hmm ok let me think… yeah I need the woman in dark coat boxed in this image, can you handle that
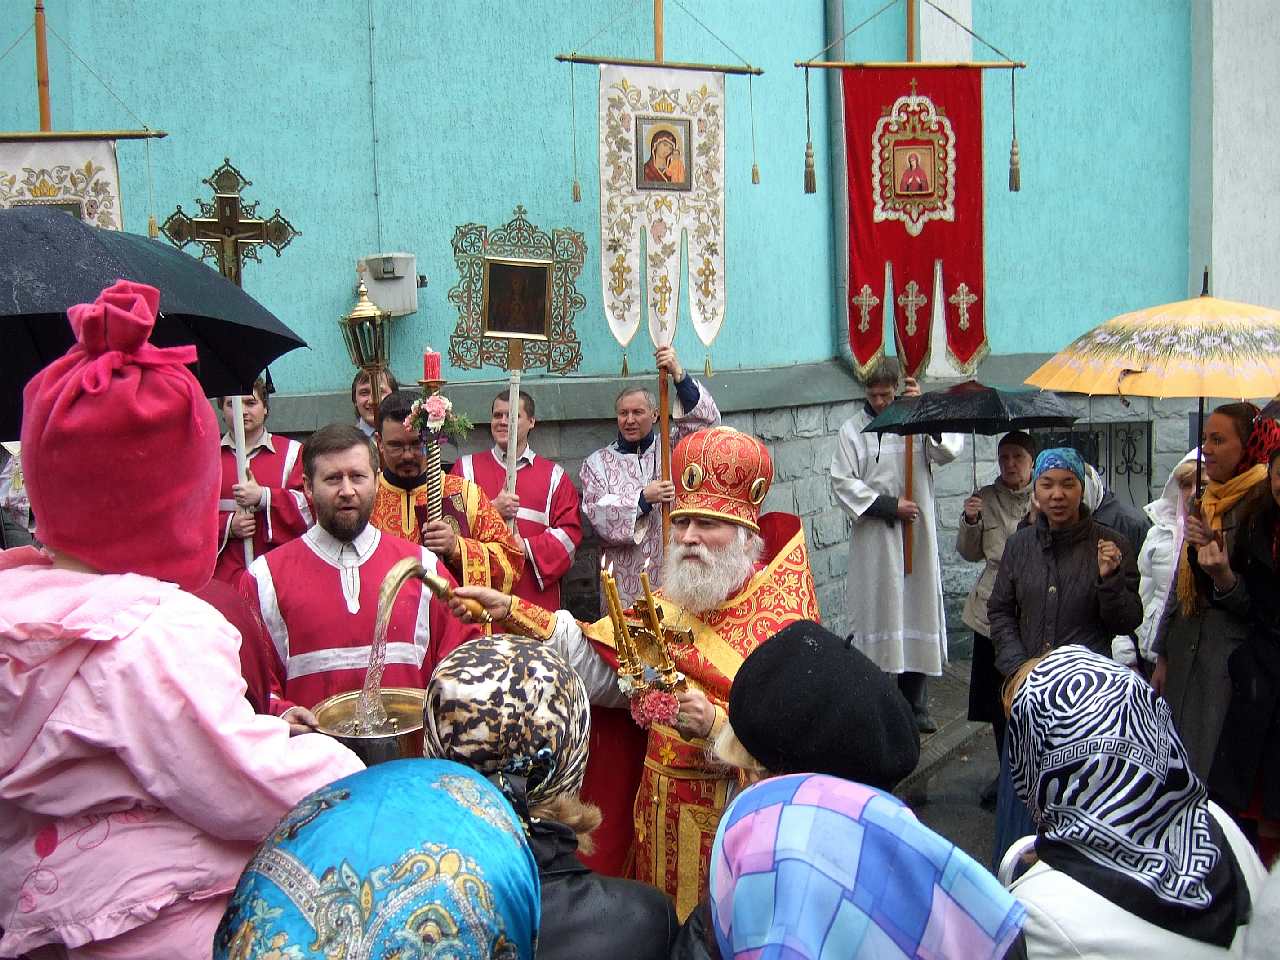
[986,447,1143,868]
[1152,405,1278,780]
[1207,441,1280,864]
[424,634,678,960]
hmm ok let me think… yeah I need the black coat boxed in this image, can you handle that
[989,509,1143,678]
[668,899,719,960]
[531,820,677,960]
[1093,489,1153,558]
[1209,500,1280,817]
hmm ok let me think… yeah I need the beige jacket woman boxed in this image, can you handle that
[956,478,1033,636]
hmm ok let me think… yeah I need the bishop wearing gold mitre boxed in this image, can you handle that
[368,390,523,592]
[451,426,820,920]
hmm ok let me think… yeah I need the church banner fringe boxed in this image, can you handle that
[0,139,122,229]
[842,68,986,379]
[599,64,726,353]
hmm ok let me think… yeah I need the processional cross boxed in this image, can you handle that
[161,158,298,288]
[159,157,299,568]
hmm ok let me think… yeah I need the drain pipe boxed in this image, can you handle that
[824,0,857,378]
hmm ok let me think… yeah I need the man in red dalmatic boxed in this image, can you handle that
[450,427,820,921]
[214,379,311,584]
[451,390,583,610]
[240,424,477,723]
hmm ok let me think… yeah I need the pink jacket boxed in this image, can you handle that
[0,548,364,956]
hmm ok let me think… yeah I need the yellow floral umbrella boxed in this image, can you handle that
[1026,294,1280,400]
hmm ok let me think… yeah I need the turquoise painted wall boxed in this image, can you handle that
[0,2,1190,391]
[975,0,1192,352]
[0,1,835,394]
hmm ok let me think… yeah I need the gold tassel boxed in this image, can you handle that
[621,352,629,377]
[147,214,159,238]
[1008,70,1020,193]
[704,354,713,378]
[572,179,582,203]
[751,163,760,185]
[803,68,817,194]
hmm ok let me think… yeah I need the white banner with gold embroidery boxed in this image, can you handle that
[0,139,122,229]
[599,65,725,352]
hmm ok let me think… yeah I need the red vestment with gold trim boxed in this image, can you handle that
[367,472,524,592]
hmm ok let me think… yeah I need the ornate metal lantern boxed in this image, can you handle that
[339,278,394,373]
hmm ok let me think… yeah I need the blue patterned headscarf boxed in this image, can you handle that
[710,774,1025,959]
[1033,446,1085,485]
[214,759,541,959]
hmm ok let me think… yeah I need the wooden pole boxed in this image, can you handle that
[652,0,673,547]
[905,0,917,62]
[899,0,916,577]
[654,0,664,61]
[35,1,51,131]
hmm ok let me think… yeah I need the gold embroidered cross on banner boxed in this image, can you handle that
[897,280,927,335]
[851,284,880,333]
[949,283,978,331]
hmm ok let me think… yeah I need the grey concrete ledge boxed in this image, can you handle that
[264,353,1061,434]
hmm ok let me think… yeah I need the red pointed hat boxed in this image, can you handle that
[22,280,221,590]
[670,426,773,532]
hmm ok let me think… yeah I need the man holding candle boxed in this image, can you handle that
[451,389,583,609]
[369,390,525,593]
[580,345,720,613]
[449,426,820,921]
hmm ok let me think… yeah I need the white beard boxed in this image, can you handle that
[660,528,762,614]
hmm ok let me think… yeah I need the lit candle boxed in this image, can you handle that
[422,347,441,381]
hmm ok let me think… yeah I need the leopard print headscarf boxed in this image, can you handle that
[424,634,590,809]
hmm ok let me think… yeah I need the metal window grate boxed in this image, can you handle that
[1029,421,1152,509]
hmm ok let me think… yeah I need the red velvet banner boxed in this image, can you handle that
[842,68,986,379]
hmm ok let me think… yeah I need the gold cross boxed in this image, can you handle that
[851,284,880,333]
[910,77,918,96]
[161,158,298,288]
[897,280,927,336]
[695,257,717,299]
[651,273,673,321]
[949,282,978,331]
[609,253,632,297]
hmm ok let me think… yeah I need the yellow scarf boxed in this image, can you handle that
[1176,463,1266,615]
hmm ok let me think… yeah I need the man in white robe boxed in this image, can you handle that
[830,360,963,732]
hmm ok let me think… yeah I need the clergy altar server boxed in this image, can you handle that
[214,378,312,584]
[451,427,819,921]
[830,359,963,733]
[0,282,362,960]
[241,424,478,718]
[369,390,524,592]
[581,345,720,612]
[452,389,583,609]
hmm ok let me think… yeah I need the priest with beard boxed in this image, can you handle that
[451,426,820,921]
[240,424,478,724]
[368,390,524,594]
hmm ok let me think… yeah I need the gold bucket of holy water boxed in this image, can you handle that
[312,686,426,767]
[312,556,484,766]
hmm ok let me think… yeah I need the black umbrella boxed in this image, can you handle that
[864,379,1078,489]
[0,206,306,439]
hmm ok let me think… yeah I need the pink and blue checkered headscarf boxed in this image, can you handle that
[710,774,1025,960]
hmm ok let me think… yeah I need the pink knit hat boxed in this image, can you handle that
[21,280,220,590]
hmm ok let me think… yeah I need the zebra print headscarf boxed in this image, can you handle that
[1008,646,1248,945]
